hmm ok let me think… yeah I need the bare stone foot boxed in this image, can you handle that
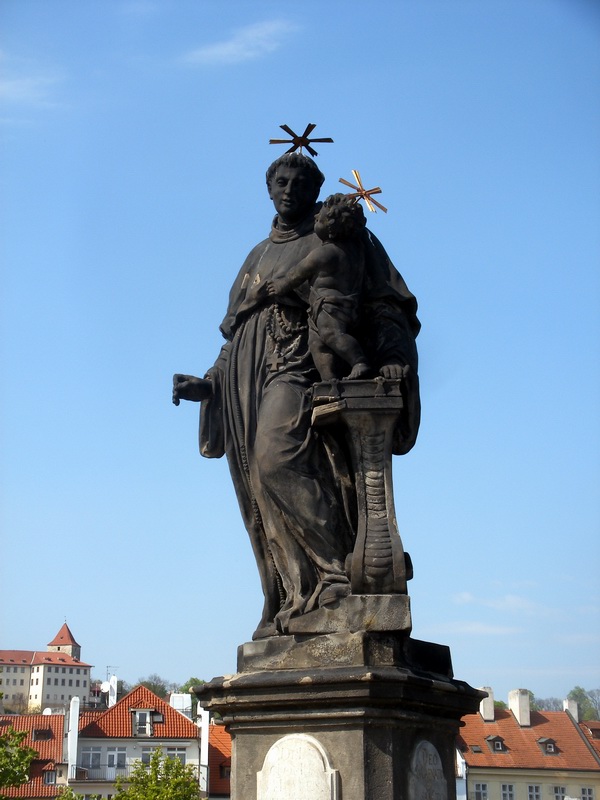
[346,362,370,380]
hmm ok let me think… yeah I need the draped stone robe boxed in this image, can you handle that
[200,208,420,638]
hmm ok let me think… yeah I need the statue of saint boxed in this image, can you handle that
[173,153,420,639]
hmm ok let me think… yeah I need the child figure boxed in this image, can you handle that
[266,193,370,381]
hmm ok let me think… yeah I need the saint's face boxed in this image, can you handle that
[268,166,318,224]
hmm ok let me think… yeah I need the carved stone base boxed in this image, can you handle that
[194,633,484,800]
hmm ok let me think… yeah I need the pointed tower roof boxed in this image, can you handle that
[47,622,80,648]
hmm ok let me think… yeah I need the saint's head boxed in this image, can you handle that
[266,153,325,225]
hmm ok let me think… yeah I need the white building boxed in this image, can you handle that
[0,623,93,712]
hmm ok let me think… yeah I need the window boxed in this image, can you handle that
[133,711,152,736]
[546,742,555,753]
[107,747,126,769]
[47,678,51,685]
[475,784,488,800]
[554,787,566,800]
[33,729,52,741]
[219,765,231,779]
[69,679,73,686]
[528,786,541,800]
[82,747,101,770]
[166,747,186,764]
[502,785,514,800]
[582,790,594,800]
[61,679,65,686]
[54,679,58,685]
[494,740,504,751]
[43,771,56,785]
[141,747,158,765]
[76,680,80,687]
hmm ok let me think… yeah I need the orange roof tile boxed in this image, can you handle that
[0,761,62,798]
[458,709,600,772]
[0,650,91,668]
[47,624,80,648]
[0,714,64,762]
[78,685,199,739]
[579,721,600,760]
[208,723,231,797]
[0,715,65,799]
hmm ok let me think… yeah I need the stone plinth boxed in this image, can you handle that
[194,632,484,800]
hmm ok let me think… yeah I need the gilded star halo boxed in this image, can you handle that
[339,170,388,213]
[269,123,334,158]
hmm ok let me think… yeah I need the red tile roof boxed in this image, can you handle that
[458,709,600,772]
[78,685,199,739]
[208,723,232,797]
[579,720,600,760]
[47,624,80,649]
[0,714,65,799]
[0,651,91,669]
[0,714,64,762]
[0,761,62,798]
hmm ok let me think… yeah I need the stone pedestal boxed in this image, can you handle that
[195,630,484,800]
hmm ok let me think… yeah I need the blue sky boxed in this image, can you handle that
[1,0,599,704]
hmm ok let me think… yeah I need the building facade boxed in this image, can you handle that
[0,624,93,713]
[458,689,600,800]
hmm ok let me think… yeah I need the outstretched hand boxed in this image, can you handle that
[172,374,212,405]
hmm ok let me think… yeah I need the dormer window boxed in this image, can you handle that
[133,710,153,737]
[538,737,558,755]
[485,735,506,753]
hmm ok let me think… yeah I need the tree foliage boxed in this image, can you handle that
[58,788,100,800]
[114,749,199,800]
[134,675,178,699]
[0,727,38,797]
[568,686,600,720]
[533,697,563,712]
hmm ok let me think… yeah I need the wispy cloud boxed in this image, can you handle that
[183,20,299,66]
[0,53,62,109]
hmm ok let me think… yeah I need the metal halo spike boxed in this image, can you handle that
[339,170,388,213]
[269,123,334,157]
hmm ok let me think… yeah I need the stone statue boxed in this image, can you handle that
[173,152,420,639]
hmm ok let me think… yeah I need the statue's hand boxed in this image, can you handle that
[172,374,212,405]
[380,364,410,380]
[265,279,286,297]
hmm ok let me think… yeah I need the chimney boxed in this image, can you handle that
[563,698,579,721]
[509,689,531,727]
[479,687,495,722]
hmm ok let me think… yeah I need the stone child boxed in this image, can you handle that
[266,193,370,380]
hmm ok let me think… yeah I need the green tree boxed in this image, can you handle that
[533,696,562,712]
[114,749,199,800]
[178,678,205,718]
[0,727,38,798]
[57,787,100,800]
[135,675,177,699]
[568,686,599,721]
